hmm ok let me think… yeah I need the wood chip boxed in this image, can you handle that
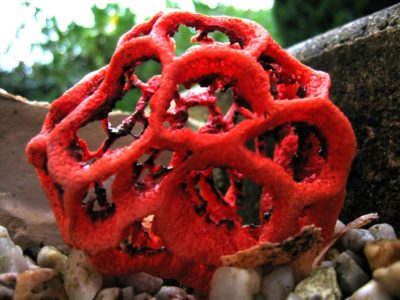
[221,225,322,268]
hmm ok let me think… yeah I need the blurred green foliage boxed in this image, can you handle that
[0,0,396,109]
[0,1,277,110]
[274,0,398,47]
[1,4,139,105]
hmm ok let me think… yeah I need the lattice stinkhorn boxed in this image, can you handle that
[26,11,356,292]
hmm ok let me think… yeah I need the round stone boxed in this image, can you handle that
[368,223,397,240]
[0,226,31,273]
[63,249,103,300]
[13,268,67,300]
[121,286,135,299]
[209,267,261,300]
[37,245,67,274]
[373,261,400,297]
[118,272,163,295]
[350,280,392,300]
[95,287,122,300]
[340,228,376,253]
[155,286,188,299]
[0,286,14,299]
[261,265,294,300]
[0,272,17,288]
[364,240,400,270]
[334,251,369,295]
[132,292,154,300]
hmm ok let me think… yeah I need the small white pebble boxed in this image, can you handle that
[133,293,154,300]
[209,267,260,300]
[0,226,30,273]
[155,286,188,300]
[63,249,103,300]
[350,280,392,300]
[95,287,121,300]
[37,246,67,274]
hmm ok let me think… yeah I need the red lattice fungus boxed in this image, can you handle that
[26,12,356,292]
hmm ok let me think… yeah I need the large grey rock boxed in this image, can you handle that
[289,4,400,233]
[0,90,130,251]
[0,91,65,251]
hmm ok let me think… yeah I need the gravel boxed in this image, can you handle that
[0,222,399,299]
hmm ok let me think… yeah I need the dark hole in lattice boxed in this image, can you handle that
[133,150,174,187]
[258,54,308,101]
[251,133,277,160]
[245,137,255,152]
[258,54,277,71]
[245,133,276,160]
[163,121,171,129]
[82,179,115,222]
[212,167,230,196]
[68,141,84,161]
[118,218,166,256]
[186,167,263,228]
[292,122,327,182]
[107,113,148,151]
[237,178,262,225]
[235,96,253,111]
[248,122,327,183]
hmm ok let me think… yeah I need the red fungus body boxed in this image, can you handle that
[26,11,356,291]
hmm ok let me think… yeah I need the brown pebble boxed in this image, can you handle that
[373,261,400,297]
[364,240,400,270]
[14,268,67,300]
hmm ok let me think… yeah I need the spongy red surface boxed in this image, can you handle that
[26,11,356,291]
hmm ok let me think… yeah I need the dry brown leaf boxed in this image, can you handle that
[221,225,322,268]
